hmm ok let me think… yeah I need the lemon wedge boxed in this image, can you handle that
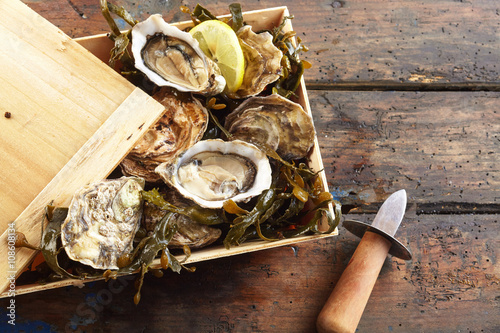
[190,20,245,93]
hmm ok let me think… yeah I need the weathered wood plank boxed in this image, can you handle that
[5,2,498,333]
[21,0,500,87]
[309,90,500,211]
[2,213,498,332]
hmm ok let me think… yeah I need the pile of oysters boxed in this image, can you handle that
[59,6,331,273]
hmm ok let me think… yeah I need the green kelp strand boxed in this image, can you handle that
[250,141,315,177]
[223,189,276,248]
[282,167,309,203]
[275,196,306,224]
[192,4,218,22]
[142,189,224,225]
[116,211,179,274]
[328,199,342,233]
[40,208,82,280]
[163,247,183,273]
[272,15,294,44]
[255,220,277,242]
[109,32,130,68]
[254,198,287,242]
[286,199,341,238]
[223,199,250,216]
[229,3,244,32]
[207,108,232,140]
[134,263,147,305]
[182,206,225,225]
[107,2,137,27]
[99,1,137,71]
[117,235,152,268]
[14,232,40,251]
[281,208,334,238]
[100,0,121,37]
[270,14,310,98]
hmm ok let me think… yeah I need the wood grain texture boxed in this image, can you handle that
[309,91,500,211]
[1,213,498,332]
[21,0,500,88]
[4,1,499,332]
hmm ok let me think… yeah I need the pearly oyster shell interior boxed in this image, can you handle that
[224,94,316,160]
[61,177,145,270]
[131,14,225,95]
[155,139,272,209]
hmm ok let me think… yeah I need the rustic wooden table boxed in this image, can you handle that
[2,0,499,332]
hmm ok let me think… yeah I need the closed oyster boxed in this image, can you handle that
[131,14,225,95]
[61,177,145,270]
[121,88,208,183]
[224,94,316,160]
[155,139,272,209]
[142,201,221,249]
[227,26,282,99]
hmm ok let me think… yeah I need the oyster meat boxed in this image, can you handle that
[61,177,145,270]
[227,26,283,99]
[155,139,272,209]
[121,88,209,183]
[131,14,225,95]
[224,94,316,160]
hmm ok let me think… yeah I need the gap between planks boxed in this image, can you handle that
[305,81,500,92]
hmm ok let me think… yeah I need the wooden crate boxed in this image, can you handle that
[0,0,166,294]
[1,6,336,297]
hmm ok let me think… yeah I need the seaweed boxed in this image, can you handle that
[270,15,311,98]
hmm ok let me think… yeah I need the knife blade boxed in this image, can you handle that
[316,189,410,333]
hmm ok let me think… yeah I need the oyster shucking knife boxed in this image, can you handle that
[316,189,412,333]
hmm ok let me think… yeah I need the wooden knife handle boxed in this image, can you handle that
[316,231,392,333]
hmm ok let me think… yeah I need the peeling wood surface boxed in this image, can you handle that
[2,0,499,332]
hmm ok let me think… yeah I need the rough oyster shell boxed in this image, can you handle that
[227,26,282,99]
[155,139,272,209]
[131,14,225,95]
[120,88,209,183]
[142,201,221,249]
[61,177,145,270]
[224,94,316,160]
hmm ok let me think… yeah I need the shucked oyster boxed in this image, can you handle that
[227,26,283,99]
[61,177,145,270]
[131,14,225,95]
[155,139,272,209]
[121,88,209,183]
[224,94,316,160]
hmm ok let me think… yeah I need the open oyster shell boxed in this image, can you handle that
[61,177,145,270]
[131,14,225,95]
[120,88,209,183]
[227,26,282,99]
[155,139,272,209]
[224,94,316,160]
